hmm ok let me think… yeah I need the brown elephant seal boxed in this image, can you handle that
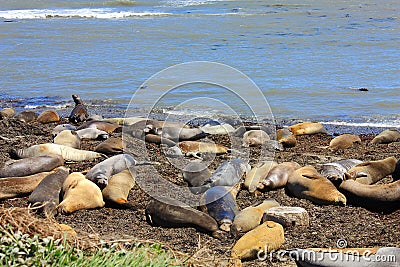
[145,196,224,239]
[242,130,270,147]
[229,221,284,266]
[53,130,81,149]
[28,166,69,217]
[289,122,327,135]
[77,120,121,133]
[393,159,400,180]
[10,143,103,161]
[0,171,54,200]
[178,140,228,157]
[287,166,347,206]
[57,172,105,214]
[102,169,135,208]
[68,94,89,123]
[0,154,64,178]
[231,199,280,236]
[258,161,301,191]
[144,134,176,147]
[244,161,277,193]
[94,137,126,154]
[76,128,108,140]
[37,110,60,124]
[15,110,38,123]
[51,124,77,136]
[0,107,15,119]
[183,161,211,187]
[326,134,361,150]
[345,157,397,185]
[319,159,363,184]
[370,129,400,144]
[339,179,400,211]
[277,127,297,148]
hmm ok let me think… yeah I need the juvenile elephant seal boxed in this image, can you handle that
[0,107,15,119]
[28,167,69,217]
[200,123,235,135]
[326,134,361,150]
[183,161,211,188]
[77,120,121,133]
[51,124,77,136]
[76,128,108,140]
[149,126,206,142]
[244,161,277,193]
[258,161,301,191]
[94,137,126,154]
[171,141,228,159]
[345,157,397,185]
[102,169,135,208]
[15,110,38,123]
[10,143,103,161]
[393,159,400,180]
[0,154,64,177]
[200,185,240,232]
[68,94,89,123]
[0,171,54,200]
[289,122,327,135]
[319,159,363,183]
[57,172,105,214]
[370,129,400,144]
[145,196,224,239]
[242,130,270,147]
[103,117,146,126]
[37,110,60,124]
[277,127,297,148]
[53,130,81,149]
[144,134,176,147]
[287,166,347,206]
[231,199,280,236]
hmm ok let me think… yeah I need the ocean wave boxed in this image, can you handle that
[0,8,170,19]
[320,120,400,129]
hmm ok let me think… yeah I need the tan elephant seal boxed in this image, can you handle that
[68,94,89,123]
[102,169,135,208]
[0,171,55,200]
[277,127,297,148]
[53,130,81,149]
[15,110,38,123]
[94,137,126,154]
[244,161,277,193]
[37,110,60,124]
[0,107,15,119]
[345,157,397,185]
[0,154,64,178]
[57,172,105,214]
[326,134,361,150]
[242,130,270,147]
[289,122,327,135]
[28,166,69,217]
[258,161,301,191]
[287,166,346,206]
[178,140,228,157]
[370,129,400,144]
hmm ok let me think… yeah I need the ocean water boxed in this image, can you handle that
[0,0,399,127]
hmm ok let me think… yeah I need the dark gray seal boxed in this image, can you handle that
[68,94,89,123]
[319,159,363,184]
[0,155,64,178]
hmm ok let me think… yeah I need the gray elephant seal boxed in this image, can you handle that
[76,128,109,140]
[183,161,211,187]
[28,166,69,217]
[319,159,363,184]
[51,124,77,136]
[53,130,81,148]
[145,196,224,239]
[15,110,38,123]
[277,127,297,148]
[0,154,64,178]
[258,161,301,191]
[149,126,206,142]
[144,134,176,147]
[370,129,400,144]
[68,94,89,123]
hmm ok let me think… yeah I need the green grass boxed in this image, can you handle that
[0,226,180,267]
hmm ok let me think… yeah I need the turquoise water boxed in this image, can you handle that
[0,0,399,127]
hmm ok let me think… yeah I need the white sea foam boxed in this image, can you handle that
[320,120,400,129]
[0,8,170,19]
[162,0,222,8]
[23,104,71,109]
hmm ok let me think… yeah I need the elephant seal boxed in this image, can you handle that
[200,185,240,232]
[10,143,103,161]
[77,120,121,133]
[200,123,235,135]
[144,134,176,147]
[53,130,81,149]
[0,171,54,200]
[339,179,400,211]
[258,161,301,191]
[0,107,15,119]
[242,130,270,147]
[57,172,105,214]
[169,141,228,159]
[183,161,211,188]
[287,166,347,206]
[94,137,126,154]
[393,159,400,180]
[0,154,64,178]
[145,196,224,239]
[345,157,397,185]
[370,129,400,144]
[244,161,278,193]
[37,110,60,124]
[28,166,69,217]
[277,127,297,148]
[103,117,146,126]
[76,128,108,140]
[326,134,361,150]
[68,94,89,123]
[102,169,135,208]
[148,126,206,142]
[51,124,77,136]
[289,122,327,135]
[319,159,363,184]
[15,110,38,123]
[229,221,284,266]
[231,199,280,236]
